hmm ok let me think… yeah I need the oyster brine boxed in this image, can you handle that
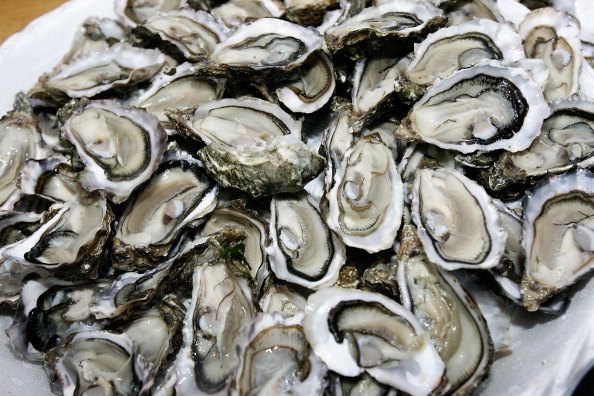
[4,0,594,395]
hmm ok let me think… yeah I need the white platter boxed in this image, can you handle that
[0,1,593,395]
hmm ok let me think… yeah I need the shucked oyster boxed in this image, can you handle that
[46,330,155,396]
[133,9,230,61]
[518,7,583,102]
[275,50,336,114]
[169,98,323,197]
[411,166,507,271]
[405,18,525,87]
[0,96,45,210]
[485,96,594,191]
[31,43,166,104]
[113,150,218,270]
[129,63,224,133]
[61,100,167,203]
[397,61,550,153]
[268,191,345,289]
[2,193,113,280]
[326,134,403,253]
[212,0,286,27]
[304,287,445,396]
[398,225,493,395]
[234,312,327,396]
[198,202,269,289]
[522,169,594,311]
[324,0,446,60]
[209,17,323,77]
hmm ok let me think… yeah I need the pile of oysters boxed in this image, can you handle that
[1,0,594,394]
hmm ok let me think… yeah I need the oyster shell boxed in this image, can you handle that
[397,61,550,153]
[209,18,323,76]
[485,95,594,191]
[112,150,218,270]
[198,202,269,289]
[61,100,167,203]
[169,97,323,196]
[405,18,525,87]
[521,169,594,311]
[325,1,446,60]
[398,225,493,395]
[411,166,507,270]
[304,286,445,396]
[518,7,583,102]
[268,191,345,289]
[2,194,114,280]
[326,134,403,253]
[133,9,229,61]
[46,330,155,396]
[275,50,336,114]
[233,313,327,396]
[129,63,224,132]
[212,0,285,27]
[31,43,166,104]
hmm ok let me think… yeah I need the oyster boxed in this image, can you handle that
[324,1,446,60]
[174,236,256,394]
[304,286,445,395]
[0,96,45,210]
[397,61,550,153]
[61,100,167,203]
[485,96,594,191]
[285,0,338,26]
[268,192,345,289]
[209,18,323,76]
[405,19,525,87]
[129,63,224,132]
[518,7,583,101]
[115,0,188,25]
[198,202,269,289]
[46,330,154,396]
[522,169,594,311]
[2,194,114,279]
[212,0,285,27]
[18,156,80,203]
[169,98,323,197]
[233,313,327,396]
[133,9,229,61]
[7,278,104,360]
[326,134,403,253]
[350,47,403,129]
[32,43,166,103]
[411,166,507,270]
[398,225,493,395]
[113,150,218,270]
[275,50,336,114]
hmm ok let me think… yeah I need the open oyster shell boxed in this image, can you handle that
[326,134,403,253]
[233,312,327,396]
[411,166,507,271]
[522,168,594,311]
[325,0,446,60]
[398,61,550,153]
[61,100,167,203]
[268,191,345,289]
[112,150,218,270]
[304,286,445,396]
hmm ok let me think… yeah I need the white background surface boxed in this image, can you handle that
[0,1,593,394]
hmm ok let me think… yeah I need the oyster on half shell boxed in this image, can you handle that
[522,169,594,311]
[304,286,445,396]
[397,61,550,153]
[411,166,507,271]
[61,100,167,203]
[326,134,403,253]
